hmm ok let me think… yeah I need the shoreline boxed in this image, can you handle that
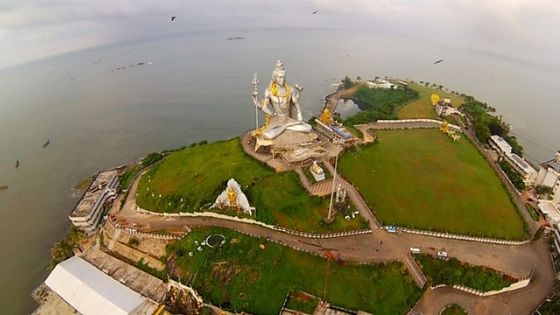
[38,77,557,315]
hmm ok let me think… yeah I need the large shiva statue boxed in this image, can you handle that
[251,60,312,140]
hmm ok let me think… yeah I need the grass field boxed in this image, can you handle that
[285,291,320,313]
[414,254,515,292]
[397,82,463,119]
[168,227,422,315]
[136,139,366,233]
[441,304,468,315]
[338,129,527,239]
[249,172,368,233]
[136,139,273,212]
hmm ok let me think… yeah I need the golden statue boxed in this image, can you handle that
[319,108,335,125]
[440,121,449,134]
[227,187,238,210]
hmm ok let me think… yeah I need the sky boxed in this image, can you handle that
[1,0,559,70]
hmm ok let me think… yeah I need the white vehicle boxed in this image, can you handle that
[409,247,421,254]
[437,251,448,258]
[385,225,398,233]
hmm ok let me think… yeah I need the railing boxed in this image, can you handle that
[135,206,372,239]
[430,274,532,296]
[393,225,529,245]
[107,217,183,240]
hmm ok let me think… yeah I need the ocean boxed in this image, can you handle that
[0,29,558,313]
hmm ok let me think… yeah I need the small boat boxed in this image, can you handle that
[15,160,20,168]
[0,186,8,191]
[43,140,50,148]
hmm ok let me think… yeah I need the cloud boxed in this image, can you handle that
[0,0,558,69]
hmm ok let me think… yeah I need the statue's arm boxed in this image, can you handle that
[259,89,275,116]
[291,89,303,121]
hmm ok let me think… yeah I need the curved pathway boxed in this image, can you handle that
[112,143,554,315]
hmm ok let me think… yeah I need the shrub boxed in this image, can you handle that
[128,237,140,247]
[344,85,418,125]
[142,152,163,166]
[498,161,525,190]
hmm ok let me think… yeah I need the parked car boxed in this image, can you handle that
[410,247,421,254]
[437,251,448,258]
[385,225,399,233]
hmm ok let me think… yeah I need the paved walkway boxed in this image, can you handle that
[403,253,428,288]
[366,121,443,130]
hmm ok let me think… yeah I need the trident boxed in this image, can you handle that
[252,73,259,130]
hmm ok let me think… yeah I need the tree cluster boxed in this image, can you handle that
[344,85,418,125]
[498,160,526,190]
[49,227,85,269]
[460,96,523,156]
[142,152,164,166]
[341,76,354,89]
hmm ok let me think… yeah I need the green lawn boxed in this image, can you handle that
[338,129,527,239]
[285,291,320,313]
[415,254,515,292]
[136,139,366,233]
[119,164,141,191]
[168,227,422,315]
[441,304,468,315]
[249,172,368,233]
[136,139,273,212]
[397,82,463,119]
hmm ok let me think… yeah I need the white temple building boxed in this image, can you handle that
[536,151,560,223]
[489,135,537,186]
[69,170,119,233]
[366,78,396,89]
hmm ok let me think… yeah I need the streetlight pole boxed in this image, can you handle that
[328,154,339,221]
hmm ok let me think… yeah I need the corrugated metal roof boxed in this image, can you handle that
[509,153,537,174]
[490,135,512,155]
[45,256,146,315]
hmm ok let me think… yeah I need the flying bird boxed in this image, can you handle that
[434,59,444,64]
[312,10,319,15]
[171,16,176,21]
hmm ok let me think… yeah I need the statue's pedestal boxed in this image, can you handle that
[253,130,327,164]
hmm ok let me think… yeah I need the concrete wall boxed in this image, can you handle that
[108,238,166,271]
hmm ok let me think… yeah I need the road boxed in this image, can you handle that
[110,140,555,315]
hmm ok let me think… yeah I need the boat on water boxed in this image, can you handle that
[43,140,50,148]
[0,186,8,191]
